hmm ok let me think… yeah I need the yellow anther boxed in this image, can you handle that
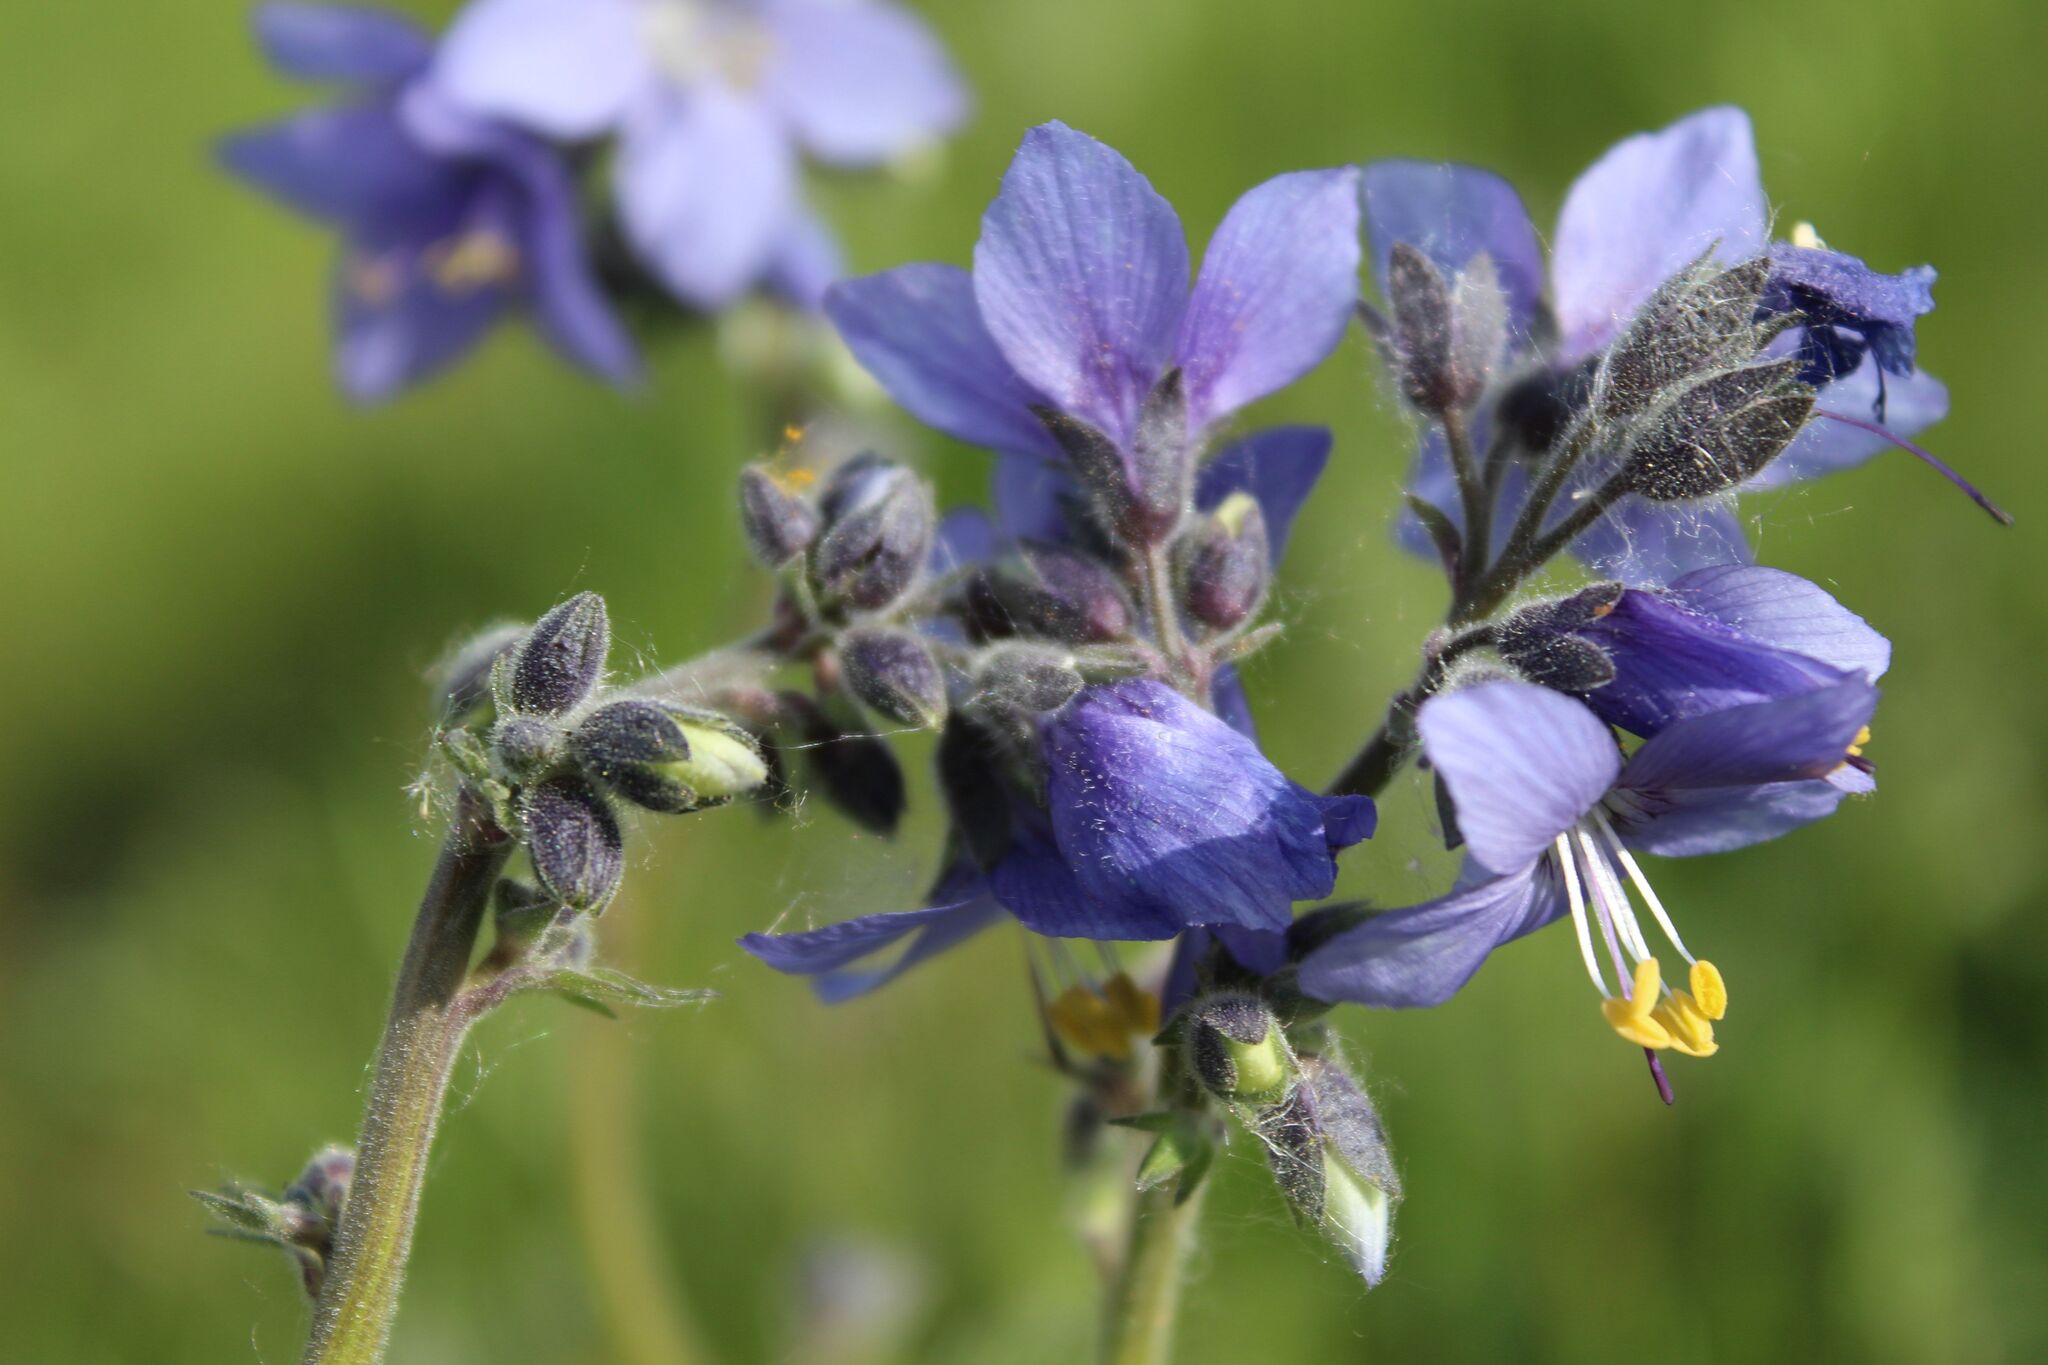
[1103,972,1160,1038]
[1048,986,1129,1060]
[1689,960,1727,1021]
[1650,993,1719,1057]
[770,465,816,493]
[426,231,520,293]
[1603,995,1675,1050]
[1600,959,1673,1048]
[1790,220,1829,250]
[1846,725,1871,759]
[782,424,806,445]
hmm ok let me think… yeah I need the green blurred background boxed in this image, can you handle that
[4,0,2044,1360]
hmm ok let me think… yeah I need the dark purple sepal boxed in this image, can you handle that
[520,774,624,914]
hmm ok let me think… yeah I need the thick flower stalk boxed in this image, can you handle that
[202,591,789,1363]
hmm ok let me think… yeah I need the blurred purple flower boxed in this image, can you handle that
[220,3,636,400]
[1298,678,1876,1062]
[432,0,968,310]
[1365,107,1960,582]
[743,679,1372,998]
[827,123,1361,483]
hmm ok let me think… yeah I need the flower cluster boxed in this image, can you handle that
[719,110,1997,1285]
[204,0,2007,1338]
[221,1,966,399]
[436,590,771,923]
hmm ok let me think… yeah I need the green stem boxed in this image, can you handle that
[1099,1178,1207,1365]
[301,790,512,1365]
[1141,542,1195,698]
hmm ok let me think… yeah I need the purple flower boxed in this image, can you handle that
[743,678,1372,998]
[1365,108,1960,582]
[220,4,636,400]
[828,123,1362,520]
[1517,566,1890,757]
[431,0,968,310]
[1298,677,1876,1064]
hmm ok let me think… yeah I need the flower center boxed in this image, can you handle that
[642,0,777,91]
[423,230,521,294]
[1552,810,1727,1059]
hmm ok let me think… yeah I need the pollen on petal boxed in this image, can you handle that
[1690,960,1728,1020]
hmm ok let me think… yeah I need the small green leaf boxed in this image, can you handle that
[524,965,715,1014]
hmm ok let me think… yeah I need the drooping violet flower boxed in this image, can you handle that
[1505,565,1890,762]
[220,4,637,400]
[1298,678,1877,1069]
[1365,107,1976,582]
[744,679,1372,998]
[828,122,1361,541]
[431,0,968,311]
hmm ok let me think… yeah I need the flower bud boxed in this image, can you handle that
[791,700,906,835]
[1033,368,1191,549]
[1597,254,1773,421]
[972,643,1085,715]
[1495,582,1625,693]
[1126,367,1194,542]
[1619,359,1813,501]
[505,592,609,717]
[965,543,1133,644]
[571,699,770,814]
[283,1145,355,1232]
[1387,244,1510,414]
[1299,1056,1401,1286]
[1188,993,1292,1104]
[1179,493,1270,633]
[434,623,524,726]
[520,774,624,913]
[810,455,935,612]
[838,627,947,729]
[738,464,821,568]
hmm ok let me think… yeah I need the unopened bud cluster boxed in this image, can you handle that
[1169,991,1401,1285]
[435,592,768,919]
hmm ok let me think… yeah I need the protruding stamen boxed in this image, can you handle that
[1578,828,1652,965]
[1594,811,1694,963]
[1555,834,1607,996]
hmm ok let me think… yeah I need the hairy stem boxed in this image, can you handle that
[1326,626,1494,799]
[301,790,512,1365]
[1099,1172,1207,1365]
[1443,408,1491,591]
[1142,542,1194,698]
